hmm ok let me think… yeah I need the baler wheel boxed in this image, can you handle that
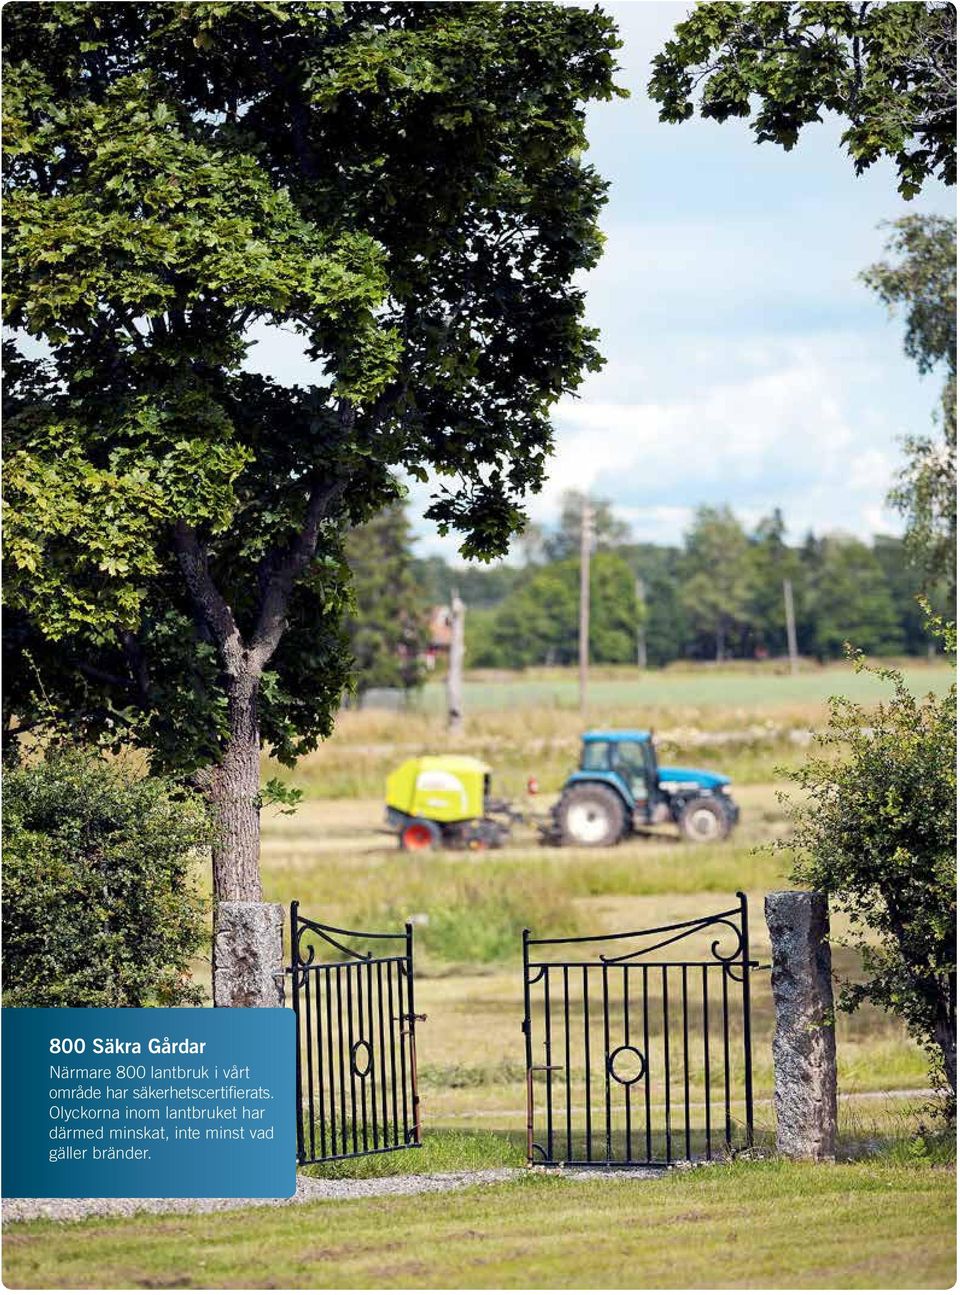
[400,819,440,851]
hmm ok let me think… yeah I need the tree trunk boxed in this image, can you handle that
[715,621,724,662]
[209,672,263,902]
[934,1002,957,1101]
[172,497,347,1005]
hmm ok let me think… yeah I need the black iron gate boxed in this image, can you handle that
[522,892,756,1167]
[287,902,422,1166]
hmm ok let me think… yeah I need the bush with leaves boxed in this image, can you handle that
[3,748,209,1007]
[779,620,957,1111]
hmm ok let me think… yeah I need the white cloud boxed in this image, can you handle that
[406,347,910,558]
[549,368,845,492]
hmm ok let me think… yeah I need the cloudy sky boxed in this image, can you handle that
[526,1,955,554]
[250,1,955,561]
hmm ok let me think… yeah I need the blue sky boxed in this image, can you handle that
[248,0,955,561]
[526,1,956,554]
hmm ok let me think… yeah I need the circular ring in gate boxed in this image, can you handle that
[607,1044,645,1086]
[351,1039,372,1078]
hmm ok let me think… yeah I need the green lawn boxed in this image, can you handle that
[5,1160,954,1289]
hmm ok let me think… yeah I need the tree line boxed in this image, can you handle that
[344,495,954,686]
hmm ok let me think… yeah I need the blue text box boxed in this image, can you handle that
[3,1008,296,1198]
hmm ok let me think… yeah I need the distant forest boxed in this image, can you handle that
[345,493,955,687]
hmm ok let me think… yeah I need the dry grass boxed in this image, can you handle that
[263,661,953,799]
[258,785,790,968]
[263,705,818,799]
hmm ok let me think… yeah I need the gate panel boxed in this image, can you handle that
[288,902,421,1166]
[523,892,755,1167]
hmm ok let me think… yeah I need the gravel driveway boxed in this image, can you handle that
[3,1169,523,1223]
[4,1165,665,1224]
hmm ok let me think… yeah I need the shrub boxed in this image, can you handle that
[779,625,956,1113]
[3,747,209,1006]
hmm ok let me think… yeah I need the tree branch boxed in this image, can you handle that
[110,305,147,349]
[850,2,868,119]
[172,520,246,673]
[72,659,134,690]
[248,473,348,671]
[185,766,215,794]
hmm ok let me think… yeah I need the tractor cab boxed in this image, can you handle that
[551,729,739,847]
[578,730,662,818]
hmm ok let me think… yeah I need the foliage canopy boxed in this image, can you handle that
[344,505,428,695]
[649,1,956,198]
[452,499,944,669]
[680,505,756,661]
[862,215,957,593]
[469,551,640,668]
[2,1,623,904]
[810,536,904,658]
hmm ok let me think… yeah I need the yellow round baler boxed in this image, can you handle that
[385,755,515,851]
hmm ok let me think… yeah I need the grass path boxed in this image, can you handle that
[5,1160,954,1289]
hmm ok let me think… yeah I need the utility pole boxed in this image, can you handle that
[447,589,465,735]
[579,499,594,716]
[783,578,799,676]
[635,576,648,670]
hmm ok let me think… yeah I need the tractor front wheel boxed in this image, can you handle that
[400,818,441,852]
[678,797,731,844]
[556,784,626,848]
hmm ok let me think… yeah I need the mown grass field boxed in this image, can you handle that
[6,661,954,1290]
[5,1160,955,1289]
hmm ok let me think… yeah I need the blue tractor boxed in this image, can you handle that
[549,729,738,847]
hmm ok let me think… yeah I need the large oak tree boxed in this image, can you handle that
[3,4,622,945]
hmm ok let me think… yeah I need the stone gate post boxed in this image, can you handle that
[213,901,285,1007]
[764,890,838,1160]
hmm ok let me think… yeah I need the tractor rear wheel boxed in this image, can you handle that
[400,818,441,851]
[557,784,626,848]
[678,797,731,844]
